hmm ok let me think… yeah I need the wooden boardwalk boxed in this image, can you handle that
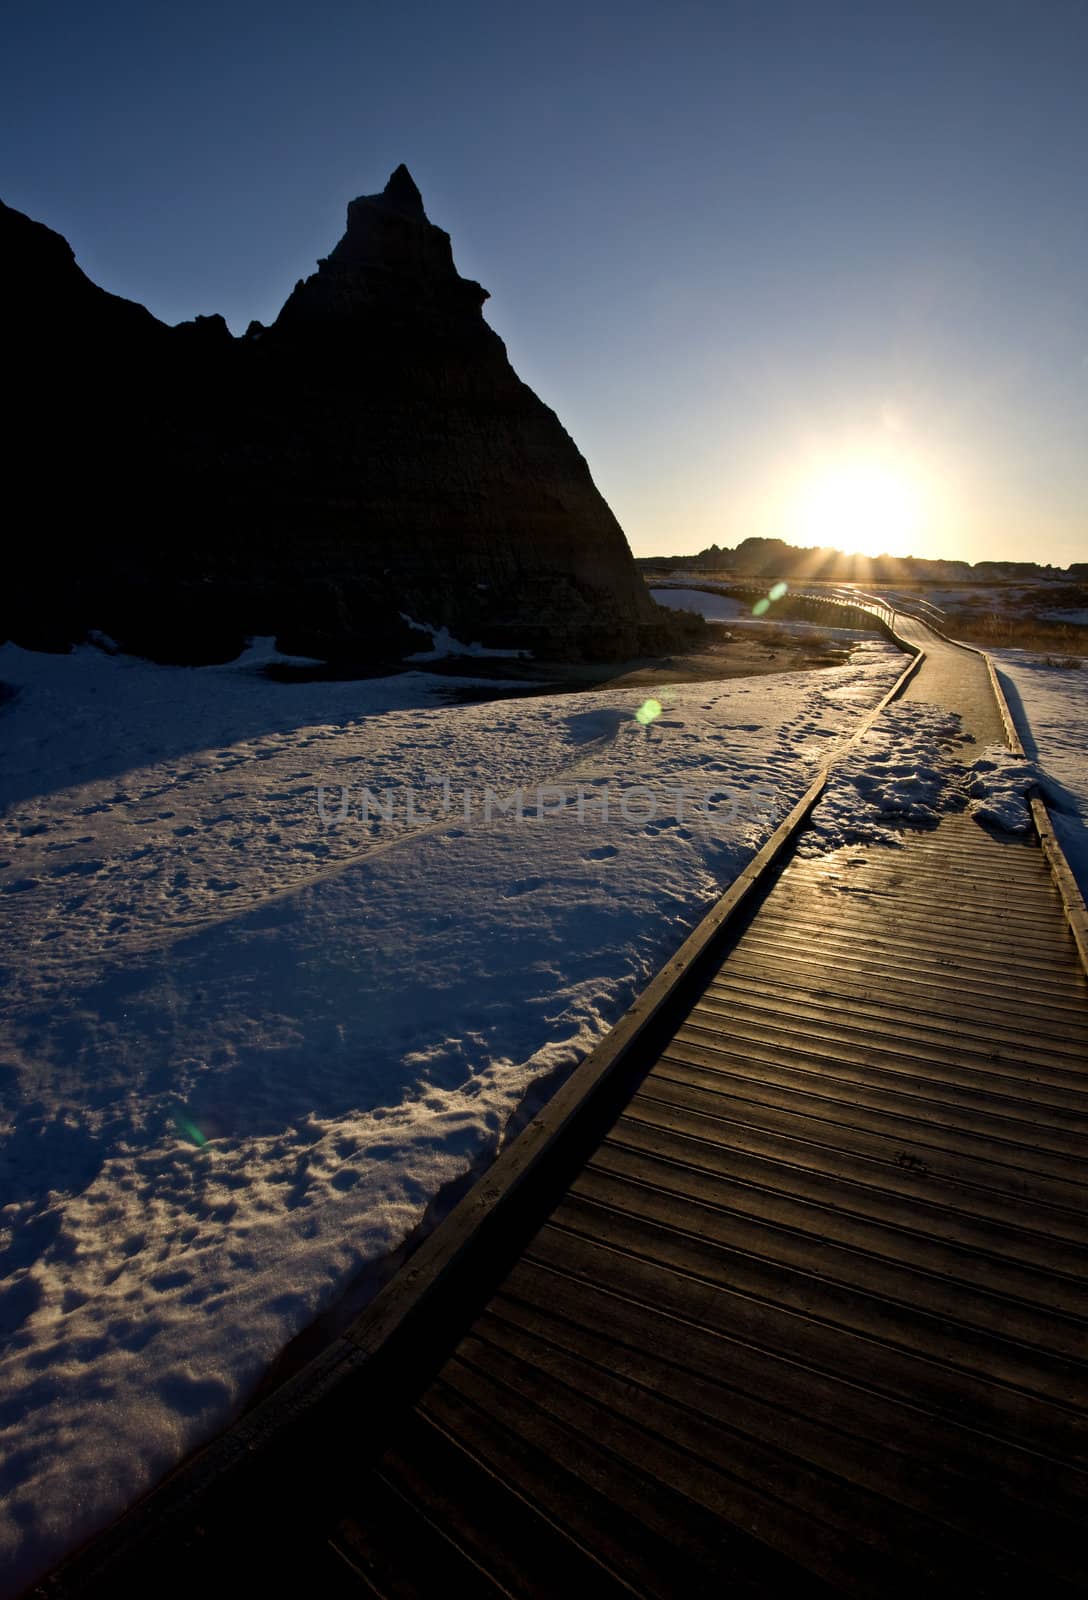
[327,811,1088,1598]
[36,622,1088,1599]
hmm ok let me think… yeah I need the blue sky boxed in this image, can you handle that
[3,0,1086,565]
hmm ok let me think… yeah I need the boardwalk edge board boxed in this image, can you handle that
[34,623,929,1594]
[927,619,1088,977]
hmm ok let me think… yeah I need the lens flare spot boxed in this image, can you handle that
[173,1114,208,1148]
[752,598,770,616]
[635,698,663,727]
[769,581,788,601]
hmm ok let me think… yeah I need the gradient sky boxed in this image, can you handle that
[3,0,1086,566]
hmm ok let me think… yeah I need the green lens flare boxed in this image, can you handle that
[173,1113,208,1148]
[754,581,787,616]
[635,698,663,726]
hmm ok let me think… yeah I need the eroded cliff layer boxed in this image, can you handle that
[2,167,697,664]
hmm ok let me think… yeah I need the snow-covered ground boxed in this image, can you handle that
[798,702,969,854]
[400,613,530,661]
[649,587,876,641]
[798,700,1043,855]
[991,651,1088,897]
[0,635,906,1589]
[650,586,745,621]
[1039,608,1088,626]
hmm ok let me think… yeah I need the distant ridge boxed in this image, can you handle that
[638,535,1081,583]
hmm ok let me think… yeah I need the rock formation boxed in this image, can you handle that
[2,168,699,664]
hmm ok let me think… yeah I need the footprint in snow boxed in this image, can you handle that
[503,876,546,898]
[148,1268,192,1292]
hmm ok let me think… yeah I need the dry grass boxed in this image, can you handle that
[752,623,844,652]
[940,610,1087,655]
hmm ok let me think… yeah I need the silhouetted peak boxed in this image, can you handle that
[379,163,425,219]
[173,311,232,345]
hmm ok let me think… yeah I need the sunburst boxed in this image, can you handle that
[790,459,923,558]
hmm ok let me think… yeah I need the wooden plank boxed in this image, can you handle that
[706,967,1088,1057]
[637,1067,1088,1224]
[334,1407,637,1599]
[565,1164,1088,1365]
[614,1097,1088,1271]
[692,987,1088,1095]
[450,1322,1028,1598]
[725,931,1088,1017]
[525,1222,1088,1456]
[585,1139,1088,1324]
[420,1367,824,1599]
[771,885,1073,940]
[781,878,1067,926]
[739,907,1076,970]
[436,1348,885,1598]
[662,1034,1088,1166]
[331,1463,512,1598]
[732,914,1087,985]
[494,1260,1088,1528]
[477,1294,1086,1587]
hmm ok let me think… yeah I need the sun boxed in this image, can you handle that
[790,459,923,559]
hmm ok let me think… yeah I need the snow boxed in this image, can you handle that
[1039,608,1088,626]
[892,586,1030,611]
[649,587,879,642]
[887,587,980,610]
[798,702,967,853]
[216,636,328,669]
[961,749,1039,834]
[800,703,1048,853]
[649,586,745,621]
[991,651,1088,896]
[0,635,908,1587]
[399,614,528,661]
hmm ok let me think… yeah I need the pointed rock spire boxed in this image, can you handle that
[380,163,425,219]
[2,171,677,668]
